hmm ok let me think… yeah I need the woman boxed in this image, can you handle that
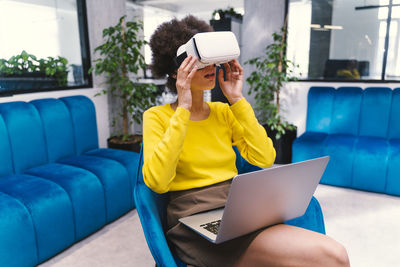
[143,15,350,267]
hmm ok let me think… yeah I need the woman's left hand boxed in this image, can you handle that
[218,59,244,105]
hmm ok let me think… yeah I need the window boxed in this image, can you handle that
[287,0,400,82]
[0,0,91,96]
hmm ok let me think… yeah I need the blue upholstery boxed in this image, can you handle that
[388,88,400,139]
[387,89,400,195]
[0,102,48,173]
[0,174,75,262]
[26,163,107,240]
[293,86,400,195]
[59,155,132,222]
[306,86,335,133]
[0,96,140,266]
[0,115,13,177]
[0,192,37,266]
[387,139,400,195]
[30,98,76,162]
[292,87,334,164]
[86,148,140,208]
[60,96,99,155]
[135,146,326,267]
[330,87,362,135]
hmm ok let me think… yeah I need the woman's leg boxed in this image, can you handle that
[234,224,350,267]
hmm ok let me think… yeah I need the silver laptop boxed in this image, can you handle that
[179,156,329,244]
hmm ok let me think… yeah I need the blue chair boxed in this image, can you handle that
[134,147,326,267]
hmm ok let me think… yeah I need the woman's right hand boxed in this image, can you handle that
[176,55,198,111]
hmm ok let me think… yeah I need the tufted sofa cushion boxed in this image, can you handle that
[0,96,140,266]
[293,86,400,196]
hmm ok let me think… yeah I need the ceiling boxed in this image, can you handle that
[130,0,243,14]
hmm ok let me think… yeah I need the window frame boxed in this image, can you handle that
[0,0,92,97]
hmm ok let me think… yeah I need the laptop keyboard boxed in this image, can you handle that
[200,220,221,235]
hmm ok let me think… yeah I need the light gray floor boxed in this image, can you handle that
[39,184,400,267]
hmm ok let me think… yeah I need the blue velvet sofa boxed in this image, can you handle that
[0,95,140,266]
[293,86,400,196]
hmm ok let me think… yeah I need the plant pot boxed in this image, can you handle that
[264,126,297,164]
[107,134,142,153]
[0,76,60,90]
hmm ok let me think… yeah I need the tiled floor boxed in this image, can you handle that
[39,184,400,267]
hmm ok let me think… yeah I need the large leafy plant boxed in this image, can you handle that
[212,7,243,20]
[90,16,159,141]
[245,20,298,139]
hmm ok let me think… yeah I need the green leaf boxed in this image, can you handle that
[245,25,300,126]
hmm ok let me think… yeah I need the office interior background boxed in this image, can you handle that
[1,0,400,266]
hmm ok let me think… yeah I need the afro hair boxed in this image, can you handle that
[149,15,213,94]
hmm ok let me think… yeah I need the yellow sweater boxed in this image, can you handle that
[142,98,276,193]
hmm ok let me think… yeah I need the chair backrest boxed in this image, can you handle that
[306,86,335,133]
[358,87,392,138]
[388,88,400,139]
[134,146,260,267]
[0,95,99,175]
[0,114,13,177]
[330,86,363,135]
[0,101,48,173]
[30,98,76,162]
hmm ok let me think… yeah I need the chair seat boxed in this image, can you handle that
[0,192,38,267]
[26,163,107,240]
[352,136,389,193]
[386,139,400,195]
[85,148,140,207]
[0,174,75,262]
[322,134,357,187]
[58,155,132,223]
[292,132,329,163]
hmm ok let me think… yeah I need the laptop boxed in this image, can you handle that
[179,156,329,244]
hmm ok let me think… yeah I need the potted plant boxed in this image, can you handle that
[90,16,160,152]
[210,7,242,32]
[0,50,68,89]
[211,7,243,21]
[245,19,298,164]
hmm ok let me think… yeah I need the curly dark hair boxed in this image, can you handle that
[149,15,213,94]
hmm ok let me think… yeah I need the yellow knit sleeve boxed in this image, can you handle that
[142,107,190,193]
[229,98,276,167]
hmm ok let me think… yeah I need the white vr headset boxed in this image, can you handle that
[174,31,240,69]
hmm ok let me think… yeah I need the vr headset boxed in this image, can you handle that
[174,31,240,69]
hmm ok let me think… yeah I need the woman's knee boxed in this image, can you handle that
[318,237,350,267]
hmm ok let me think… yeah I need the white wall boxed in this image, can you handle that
[0,0,127,148]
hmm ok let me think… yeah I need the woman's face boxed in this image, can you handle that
[190,64,217,91]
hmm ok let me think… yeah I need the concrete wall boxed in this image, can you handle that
[0,0,127,148]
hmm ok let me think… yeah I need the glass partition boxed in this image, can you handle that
[287,0,400,82]
[0,0,91,96]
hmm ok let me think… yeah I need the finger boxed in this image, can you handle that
[186,65,198,80]
[228,61,241,80]
[183,57,198,73]
[231,59,243,75]
[178,55,193,70]
[223,62,232,80]
[218,68,225,84]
